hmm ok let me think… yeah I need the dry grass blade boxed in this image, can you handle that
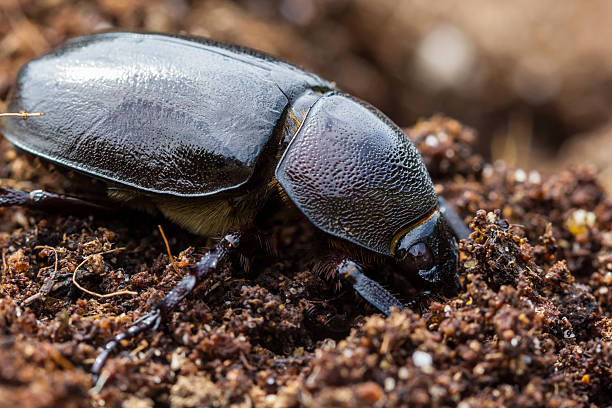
[0,111,44,119]
[158,224,182,277]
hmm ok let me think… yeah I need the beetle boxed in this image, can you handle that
[0,32,469,379]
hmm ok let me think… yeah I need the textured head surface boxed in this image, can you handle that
[275,94,437,255]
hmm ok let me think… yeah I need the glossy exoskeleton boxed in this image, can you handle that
[0,32,469,380]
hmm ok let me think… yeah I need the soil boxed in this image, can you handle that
[0,2,610,408]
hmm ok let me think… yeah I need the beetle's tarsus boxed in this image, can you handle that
[91,230,245,381]
[0,187,107,211]
[0,188,30,206]
[91,309,162,383]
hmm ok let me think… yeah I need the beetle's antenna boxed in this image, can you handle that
[0,111,45,119]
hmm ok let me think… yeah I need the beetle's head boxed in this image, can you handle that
[390,209,460,297]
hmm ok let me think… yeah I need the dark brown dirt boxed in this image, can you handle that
[0,2,611,408]
[0,115,609,407]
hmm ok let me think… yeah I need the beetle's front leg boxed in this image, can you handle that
[337,259,404,316]
[91,230,245,381]
[438,196,470,240]
[330,259,439,315]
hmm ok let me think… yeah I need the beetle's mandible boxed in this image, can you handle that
[0,32,469,380]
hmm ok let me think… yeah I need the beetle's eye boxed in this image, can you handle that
[407,243,433,271]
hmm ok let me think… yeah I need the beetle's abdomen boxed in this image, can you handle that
[276,94,437,256]
[2,32,329,197]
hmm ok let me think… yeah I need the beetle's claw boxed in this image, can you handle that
[91,308,163,381]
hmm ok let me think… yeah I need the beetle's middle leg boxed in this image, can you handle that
[91,230,248,381]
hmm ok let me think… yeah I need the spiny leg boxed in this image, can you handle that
[337,258,404,316]
[0,187,107,211]
[334,258,438,315]
[91,230,245,381]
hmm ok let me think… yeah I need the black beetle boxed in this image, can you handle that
[0,32,469,379]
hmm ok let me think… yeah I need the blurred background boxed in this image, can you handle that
[1,0,611,190]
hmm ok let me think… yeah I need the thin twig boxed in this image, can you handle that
[22,247,67,306]
[158,224,182,277]
[72,247,137,298]
[33,245,64,278]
